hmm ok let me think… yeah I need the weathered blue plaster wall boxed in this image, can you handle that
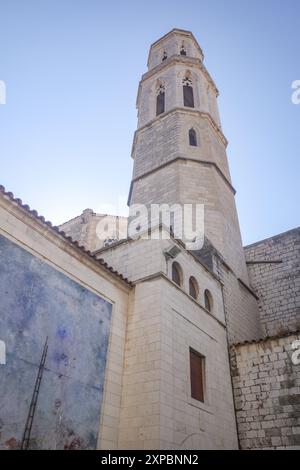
[0,234,112,449]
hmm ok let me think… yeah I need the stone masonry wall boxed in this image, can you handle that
[217,261,262,345]
[230,334,300,449]
[59,210,128,253]
[244,228,300,337]
[132,110,230,182]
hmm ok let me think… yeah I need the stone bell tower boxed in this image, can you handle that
[128,28,250,284]
[128,28,263,344]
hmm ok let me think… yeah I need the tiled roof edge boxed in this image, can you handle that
[0,185,133,288]
[231,330,300,348]
[60,211,128,227]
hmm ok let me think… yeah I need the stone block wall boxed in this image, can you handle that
[130,157,249,284]
[217,260,262,345]
[158,278,238,449]
[118,274,238,449]
[132,109,229,182]
[245,228,300,337]
[99,229,238,449]
[59,210,128,253]
[230,334,300,449]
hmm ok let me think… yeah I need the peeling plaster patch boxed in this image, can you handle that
[0,234,112,450]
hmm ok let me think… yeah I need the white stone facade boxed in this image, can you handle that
[60,209,128,253]
[97,227,238,449]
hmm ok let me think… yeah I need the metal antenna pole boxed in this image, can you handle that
[21,336,48,450]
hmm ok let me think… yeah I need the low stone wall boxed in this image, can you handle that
[244,228,300,337]
[230,333,300,449]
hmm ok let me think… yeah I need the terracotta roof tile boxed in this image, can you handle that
[0,185,133,288]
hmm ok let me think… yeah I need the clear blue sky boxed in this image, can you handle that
[0,0,299,245]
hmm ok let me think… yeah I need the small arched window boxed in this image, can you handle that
[183,76,194,108]
[189,129,197,146]
[162,51,167,61]
[156,83,165,116]
[204,289,213,312]
[189,277,199,300]
[172,261,182,287]
[180,46,187,56]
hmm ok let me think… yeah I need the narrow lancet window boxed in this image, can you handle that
[156,83,165,116]
[189,129,197,146]
[183,76,194,108]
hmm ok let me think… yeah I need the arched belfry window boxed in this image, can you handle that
[204,289,213,312]
[172,261,182,287]
[183,76,194,108]
[162,51,167,61]
[156,82,165,116]
[189,128,197,146]
[180,44,187,56]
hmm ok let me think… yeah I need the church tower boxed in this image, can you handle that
[96,29,263,448]
[128,29,249,284]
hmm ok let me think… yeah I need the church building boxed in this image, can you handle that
[0,29,299,450]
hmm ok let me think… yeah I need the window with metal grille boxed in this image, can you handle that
[190,348,205,402]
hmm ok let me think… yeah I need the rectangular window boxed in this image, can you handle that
[156,92,165,115]
[183,85,194,108]
[190,348,205,402]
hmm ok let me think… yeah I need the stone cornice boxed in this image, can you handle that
[143,55,217,92]
[246,259,283,265]
[93,223,222,285]
[127,156,236,206]
[131,108,227,159]
[147,29,204,67]
[133,271,226,330]
[0,187,133,290]
[137,54,218,110]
